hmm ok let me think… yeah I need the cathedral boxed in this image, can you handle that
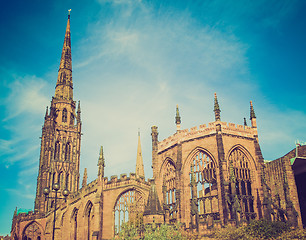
[10,14,306,240]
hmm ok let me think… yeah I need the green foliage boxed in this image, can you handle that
[214,220,297,240]
[278,228,306,239]
[114,222,189,240]
[143,223,187,240]
[116,222,138,240]
[245,219,290,239]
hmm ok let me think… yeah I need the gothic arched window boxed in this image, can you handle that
[22,221,42,240]
[189,151,219,223]
[65,142,71,161]
[85,201,93,240]
[162,160,177,222]
[65,173,69,190]
[70,113,74,125]
[228,148,255,221]
[54,141,60,160]
[72,209,78,240]
[62,108,68,122]
[114,190,145,235]
[58,172,63,188]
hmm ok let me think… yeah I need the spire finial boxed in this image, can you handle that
[82,168,87,188]
[250,101,256,120]
[98,146,105,177]
[250,101,257,128]
[175,105,181,131]
[214,92,221,121]
[175,104,181,125]
[68,9,71,19]
[136,131,145,178]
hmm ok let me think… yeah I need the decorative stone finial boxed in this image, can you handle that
[98,146,105,177]
[214,92,221,121]
[250,101,256,120]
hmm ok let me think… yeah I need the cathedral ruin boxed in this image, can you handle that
[11,13,306,240]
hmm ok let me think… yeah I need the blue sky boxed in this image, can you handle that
[1,0,306,235]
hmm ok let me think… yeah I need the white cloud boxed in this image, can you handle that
[2,76,49,121]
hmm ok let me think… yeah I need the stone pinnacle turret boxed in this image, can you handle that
[214,92,221,121]
[175,104,181,131]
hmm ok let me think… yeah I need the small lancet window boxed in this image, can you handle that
[65,142,71,161]
[62,108,68,122]
[70,114,74,125]
[54,141,60,160]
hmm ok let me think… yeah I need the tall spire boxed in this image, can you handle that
[175,104,181,131]
[54,10,73,100]
[98,146,105,177]
[214,92,221,121]
[250,101,257,128]
[136,130,145,178]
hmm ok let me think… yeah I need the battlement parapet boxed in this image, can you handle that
[158,121,257,152]
[103,175,150,190]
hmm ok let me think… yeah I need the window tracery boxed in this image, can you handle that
[228,148,255,221]
[189,151,219,222]
[162,160,177,222]
[22,222,42,240]
[114,190,144,235]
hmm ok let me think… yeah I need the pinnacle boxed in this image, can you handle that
[214,92,221,121]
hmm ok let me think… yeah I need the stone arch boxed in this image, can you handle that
[22,221,44,240]
[83,201,94,240]
[226,145,256,221]
[183,146,218,174]
[159,157,177,222]
[83,200,94,217]
[70,208,78,240]
[226,144,257,173]
[113,188,145,235]
[183,147,220,225]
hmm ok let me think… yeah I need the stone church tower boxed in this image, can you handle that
[34,12,81,213]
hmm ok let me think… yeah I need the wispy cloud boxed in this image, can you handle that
[2,76,49,121]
